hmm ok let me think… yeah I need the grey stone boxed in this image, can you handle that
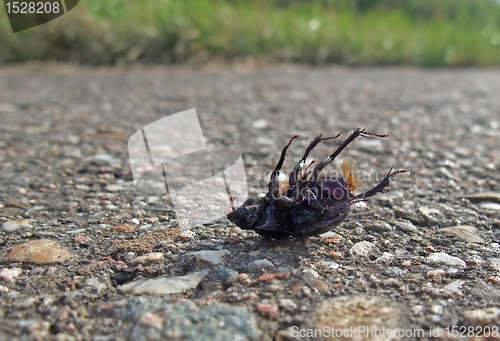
[109,298,261,341]
[439,225,483,243]
[442,280,465,296]
[364,221,394,232]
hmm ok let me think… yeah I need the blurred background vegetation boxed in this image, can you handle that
[1,0,500,66]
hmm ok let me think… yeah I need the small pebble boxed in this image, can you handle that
[112,224,135,233]
[301,267,320,284]
[2,220,32,231]
[431,304,443,315]
[179,230,195,240]
[311,280,329,292]
[231,226,242,234]
[278,298,297,312]
[188,250,230,265]
[249,259,275,269]
[131,252,165,264]
[256,302,279,320]
[426,269,446,280]
[375,252,395,264]
[258,271,290,282]
[426,252,466,268]
[139,312,164,328]
[237,273,249,282]
[252,119,268,129]
[0,268,22,282]
[350,241,379,257]
[488,276,500,283]
[385,267,406,277]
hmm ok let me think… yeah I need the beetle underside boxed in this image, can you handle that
[227,128,406,238]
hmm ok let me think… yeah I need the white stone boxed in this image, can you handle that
[118,270,209,294]
[0,268,22,282]
[2,220,32,232]
[188,250,230,265]
[350,241,379,257]
[426,252,466,268]
[431,304,444,315]
[375,252,395,264]
[302,267,320,284]
[252,120,268,129]
[480,202,500,211]
[179,230,195,239]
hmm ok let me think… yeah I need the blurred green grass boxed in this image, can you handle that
[1,0,500,66]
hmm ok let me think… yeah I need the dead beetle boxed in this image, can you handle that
[227,128,406,238]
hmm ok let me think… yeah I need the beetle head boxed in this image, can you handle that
[227,197,263,230]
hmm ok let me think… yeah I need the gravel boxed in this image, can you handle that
[1,63,500,340]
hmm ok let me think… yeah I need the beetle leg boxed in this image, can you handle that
[268,135,299,194]
[353,168,407,201]
[289,133,341,187]
[312,128,388,181]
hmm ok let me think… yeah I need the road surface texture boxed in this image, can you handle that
[1,63,500,341]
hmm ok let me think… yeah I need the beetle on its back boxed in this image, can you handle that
[227,128,406,239]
